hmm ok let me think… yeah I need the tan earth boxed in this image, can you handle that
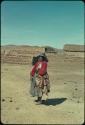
[1,55,84,124]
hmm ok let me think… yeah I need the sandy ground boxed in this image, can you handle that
[1,58,84,124]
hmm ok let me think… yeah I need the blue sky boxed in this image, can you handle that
[1,1,84,48]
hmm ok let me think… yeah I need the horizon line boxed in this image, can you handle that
[1,43,84,48]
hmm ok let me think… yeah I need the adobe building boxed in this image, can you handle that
[1,45,45,64]
[63,44,85,58]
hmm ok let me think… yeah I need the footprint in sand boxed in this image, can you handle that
[9,99,13,102]
[75,88,78,91]
[2,99,5,102]
[16,107,20,110]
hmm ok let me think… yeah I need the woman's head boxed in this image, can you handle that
[37,53,48,62]
[38,56,44,61]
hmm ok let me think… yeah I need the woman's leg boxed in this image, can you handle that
[35,86,43,104]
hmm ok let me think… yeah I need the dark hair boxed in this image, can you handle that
[40,56,48,62]
[32,54,48,65]
[32,56,38,65]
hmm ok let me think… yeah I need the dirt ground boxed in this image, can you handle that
[1,56,84,124]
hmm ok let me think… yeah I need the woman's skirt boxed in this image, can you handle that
[35,73,50,97]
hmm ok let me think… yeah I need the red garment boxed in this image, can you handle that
[31,61,47,76]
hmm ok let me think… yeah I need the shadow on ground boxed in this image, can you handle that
[42,98,67,106]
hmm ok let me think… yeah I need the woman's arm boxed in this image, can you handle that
[30,63,37,76]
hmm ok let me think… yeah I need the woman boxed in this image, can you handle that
[30,53,50,104]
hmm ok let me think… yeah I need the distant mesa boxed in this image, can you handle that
[1,44,84,65]
[64,44,85,52]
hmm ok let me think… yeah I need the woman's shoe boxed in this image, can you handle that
[36,100,42,105]
[35,99,39,102]
[35,97,42,104]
